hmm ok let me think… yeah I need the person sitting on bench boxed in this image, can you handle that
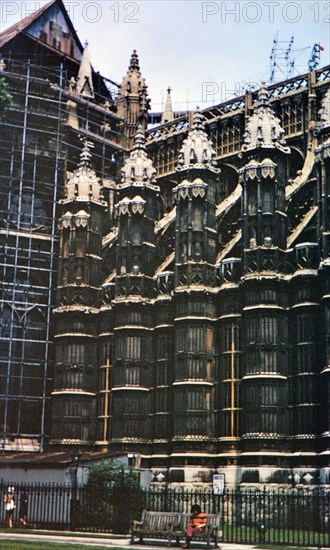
[182,504,207,548]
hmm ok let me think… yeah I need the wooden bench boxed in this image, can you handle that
[130,511,181,546]
[172,512,221,548]
[130,510,221,548]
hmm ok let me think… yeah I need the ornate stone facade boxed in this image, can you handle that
[0,0,329,485]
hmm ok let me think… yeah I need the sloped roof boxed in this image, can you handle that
[0,0,83,54]
[0,449,126,466]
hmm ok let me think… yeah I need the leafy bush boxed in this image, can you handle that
[81,459,143,533]
[0,78,13,119]
[86,458,139,488]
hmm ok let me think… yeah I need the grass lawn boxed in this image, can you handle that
[1,544,324,550]
[256,547,319,550]
[223,525,329,548]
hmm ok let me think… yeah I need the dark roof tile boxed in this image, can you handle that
[0,0,83,54]
[0,0,56,48]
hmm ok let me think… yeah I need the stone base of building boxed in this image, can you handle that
[148,465,329,487]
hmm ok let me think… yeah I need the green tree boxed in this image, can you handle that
[83,459,142,533]
[0,78,13,120]
[87,458,140,487]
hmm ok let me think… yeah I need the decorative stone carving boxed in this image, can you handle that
[177,110,219,172]
[116,195,146,216]
[318,85,330,130]
[63,141,106,203]
[243,84,290,153]
[131,195,146,214]
[59,211,73,229]
[75,209,90,228]
[173,178,207,202]
[241,158,277,180]
[316,85,330,156]
[120,126,159,189]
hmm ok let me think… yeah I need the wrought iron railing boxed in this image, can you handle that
[1,481,329,546]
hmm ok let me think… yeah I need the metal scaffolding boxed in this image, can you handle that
[0,59,120,451]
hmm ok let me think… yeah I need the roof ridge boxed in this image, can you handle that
[0,0,56,45]
[0,0,83,53]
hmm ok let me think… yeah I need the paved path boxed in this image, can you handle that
[0,531,267,550]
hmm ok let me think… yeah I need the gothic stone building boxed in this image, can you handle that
[0,0,330,486]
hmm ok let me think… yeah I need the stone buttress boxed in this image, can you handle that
[51,142,107,446]
[239,86,290,458]
[111,126,159,448]
[316,85,330,461]
[172,111,219,465]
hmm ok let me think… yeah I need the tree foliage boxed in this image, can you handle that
[0,78,13,119]
[86,458,140,487]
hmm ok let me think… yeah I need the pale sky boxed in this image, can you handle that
[1,0,330,111]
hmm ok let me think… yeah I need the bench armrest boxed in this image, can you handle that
[132,520,143,527]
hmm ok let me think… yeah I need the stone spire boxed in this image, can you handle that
[118,50,147,99]
[65,141,105,202]
[129,49,139,70]
[243,84,289,153]
[161,86,174,124]
[77,41,94,99]
[177,109,219,171]
[120,125,158,189]
[117,50,149,145]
